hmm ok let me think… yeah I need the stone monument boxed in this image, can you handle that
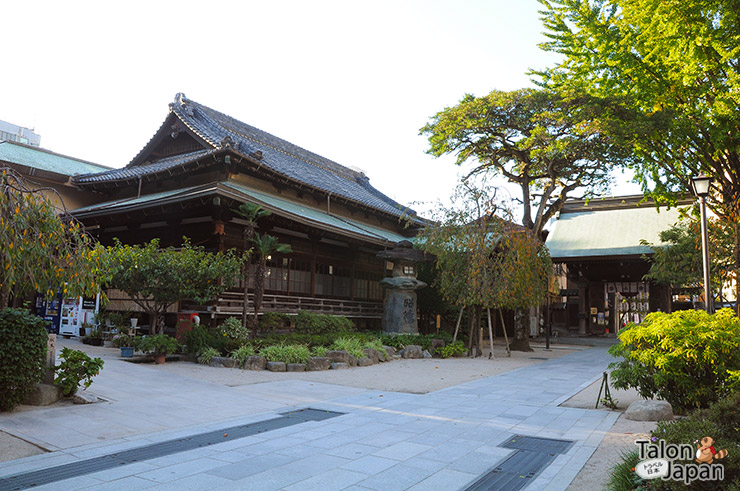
[377,241,431,335]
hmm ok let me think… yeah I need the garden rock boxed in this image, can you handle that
[625,400,674,421]
[384,346,396,358]
[348,355,357,367]
[209,356,237,368]
[326,350,349,364]
[308,357,331,371]
[363,348,379,364]
[287,363,306,372]
[23,383,63,406]
[266,361,287,372]
[244,356,266,370]
[357,357,374,367]
[331,362,349,370]
[431,339,446,351]
[422,350,432,358]
[401,345,423,359]
[73,392,99,404]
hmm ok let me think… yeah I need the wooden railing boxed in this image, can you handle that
[184,291,384,318]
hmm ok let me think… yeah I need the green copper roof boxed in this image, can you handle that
[0,141,109,177]
[223,181,409,244]
[546,204,687,259]
[71,180,411,245]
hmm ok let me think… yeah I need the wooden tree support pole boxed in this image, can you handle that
[498,309,511,356]
[486,308,495,359]
[452,306,464,343]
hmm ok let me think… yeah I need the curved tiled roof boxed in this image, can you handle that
[170,94,416,219]
[74,150,212,183]
[73,94,419,221]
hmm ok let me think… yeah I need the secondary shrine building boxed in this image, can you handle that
[70,93,425,328]
[545,195,692,336]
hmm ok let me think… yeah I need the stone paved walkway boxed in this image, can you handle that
[0,347,617,490]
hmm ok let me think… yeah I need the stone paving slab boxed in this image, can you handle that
[0,347,619,490]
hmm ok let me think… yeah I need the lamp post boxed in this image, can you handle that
[691,174,713,314]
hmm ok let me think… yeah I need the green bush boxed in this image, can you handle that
[331,336,365,359]
[259,312,290,333]
[294,311,353,335]
[54,348,104,397]
[138,334,181,355]
[184,324,211,354]
[608,391,740,490]
[606,450,644,491]
[111,333,136,348]
[257,332,337,349]
[230,344,255,366]
[380,333,450,351]
[197,346,220,365]
[218,317,250,343]
[259,344,311,364]
[0,308,48,411]
[608,308,740,412]
[310,346,328,357]
[439,340,466,358]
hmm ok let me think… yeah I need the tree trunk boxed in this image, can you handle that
[241,260,250,331]
[0,286,10,310]
[149,311,159,336]
[509,307,533,352]
[252,259,266,335]
[735,223,740,318]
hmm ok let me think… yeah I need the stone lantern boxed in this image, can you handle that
[377,240,431,335]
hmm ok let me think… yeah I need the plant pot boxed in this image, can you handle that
[89,338,104,346]
[120,346,134,358]
[153,353,166,365]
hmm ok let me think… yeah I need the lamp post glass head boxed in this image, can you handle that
[691,174,712,198]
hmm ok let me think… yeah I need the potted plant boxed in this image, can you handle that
[82,327,104,346]
[137,334,180,364]
[81,322,94,337]
[111,333,137,358]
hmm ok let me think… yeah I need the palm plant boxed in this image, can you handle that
[251,233,292,332]
[234,203,271,331]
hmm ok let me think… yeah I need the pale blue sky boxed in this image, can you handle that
[1,0,639,215]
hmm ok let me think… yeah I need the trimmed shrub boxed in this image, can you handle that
[0,308,48,411]
[294,311,353,335]
[259,344,311,364]
[54,348,104,397]
[259,312,290,333]
[608,308,740,412]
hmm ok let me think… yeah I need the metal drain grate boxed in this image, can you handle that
[0,408,342,491]
[465,435,574,491]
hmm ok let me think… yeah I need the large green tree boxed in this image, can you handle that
[537,0,740,310]
[0,167,108,308]
[421,88,627,241]
[107,238,242,334]
[420,180,551,352]
[642,212,737,305]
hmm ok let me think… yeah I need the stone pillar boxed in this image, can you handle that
[45,334,57,384]
[377,241,431,335]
